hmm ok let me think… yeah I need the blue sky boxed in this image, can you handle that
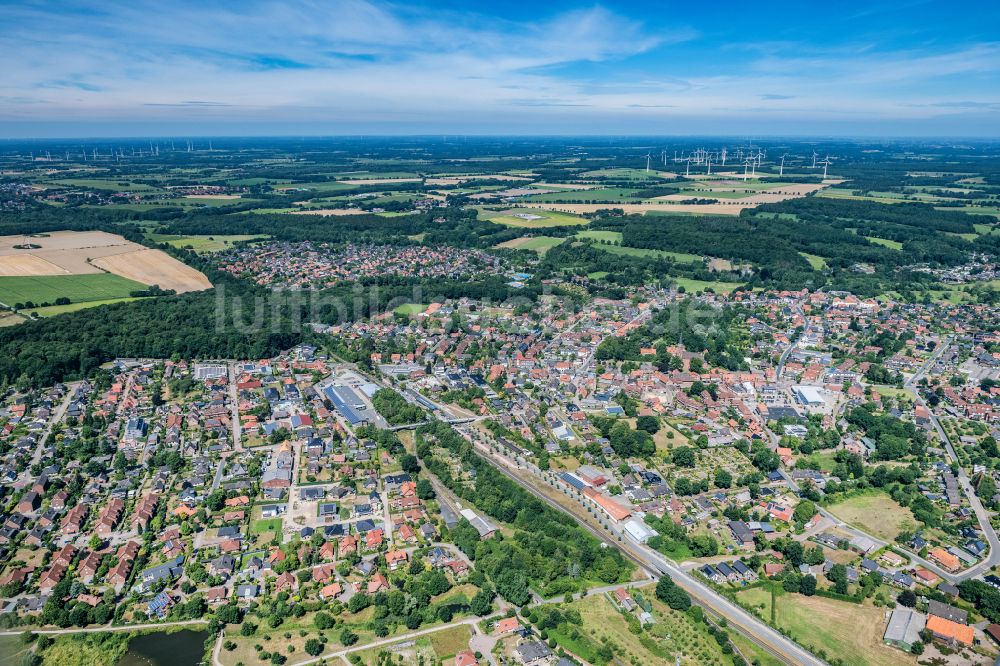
[1,0,999,137]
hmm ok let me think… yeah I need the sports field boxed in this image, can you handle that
[0,274,148,307]
[393,303,427,315]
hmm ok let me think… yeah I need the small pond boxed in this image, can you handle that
[116,629,208,666]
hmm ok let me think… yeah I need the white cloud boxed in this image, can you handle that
[0,1,997,133]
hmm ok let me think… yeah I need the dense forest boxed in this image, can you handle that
[579,196,992,295]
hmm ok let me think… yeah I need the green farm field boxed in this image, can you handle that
[147,233,269,252]
[523,187,641,202]
[41,178,163,192]
[575,229,623,242]
[579,167,674,180]
[0,274,149,307]
[480,208,587,227]
[495,235,564,254]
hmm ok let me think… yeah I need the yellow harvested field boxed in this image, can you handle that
[534,182,599,190]
[0,230,132,253]
[91,248,211,293]
[0,230,212,299]
[426,174,531,185]
[0,311,25,327]
[0,254,70,276]
[291,208,368,216]
[0,230,148,274]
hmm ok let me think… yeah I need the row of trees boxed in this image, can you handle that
[417,422,632,603]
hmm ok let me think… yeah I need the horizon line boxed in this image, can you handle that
[2,133,1000,142]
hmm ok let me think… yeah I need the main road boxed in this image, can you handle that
[14,381,79,488]
[456,425,827,666]
[806,337,1000,583]
[776,300,807,380]
[905,337,1000,580]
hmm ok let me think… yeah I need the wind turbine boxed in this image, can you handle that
[644,153,651,173]
[706,154,713,175]
[779,154,787,177]
[821,156,832,179]
[811,151,818,169]
[743,157,752,181]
